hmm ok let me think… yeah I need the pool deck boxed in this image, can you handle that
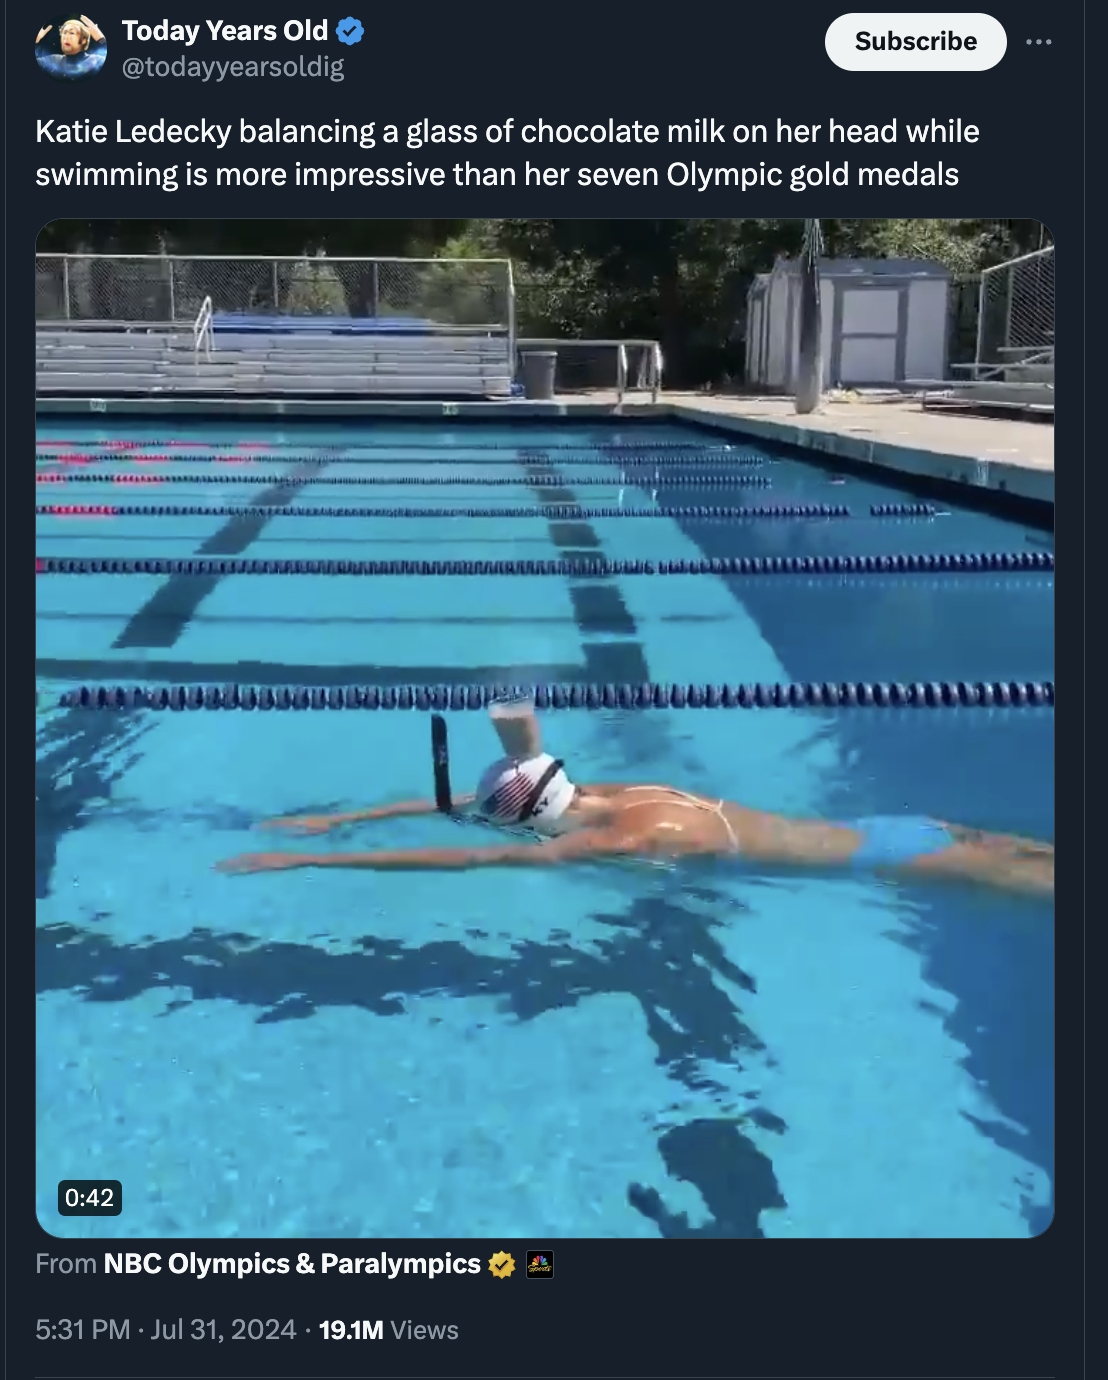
[36,390,1055,508]
[662,393,1054,506]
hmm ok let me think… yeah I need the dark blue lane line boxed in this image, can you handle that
[35,655,591,686]
[111,462,329,650]
[518,449,650,684]
[39,610,730,629]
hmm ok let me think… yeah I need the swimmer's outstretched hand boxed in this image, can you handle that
[216,852,314,875]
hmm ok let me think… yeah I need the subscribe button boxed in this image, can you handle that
[826,13,1007,70]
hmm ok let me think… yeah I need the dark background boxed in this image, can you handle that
[10,4,1082,1378]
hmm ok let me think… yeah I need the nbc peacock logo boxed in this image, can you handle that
[526,1250,554,1278]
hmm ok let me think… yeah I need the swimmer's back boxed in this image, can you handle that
[587,783,864,863]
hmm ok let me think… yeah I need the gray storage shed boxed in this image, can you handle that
[745,257,950,390]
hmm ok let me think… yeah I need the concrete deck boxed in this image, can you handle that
[663,393,1055,505]
[36,389,1055,508]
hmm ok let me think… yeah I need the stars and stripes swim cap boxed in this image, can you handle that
[474,754,577,830]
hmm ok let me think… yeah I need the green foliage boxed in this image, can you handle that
[466,217,1051,383]
[281,262,349,317]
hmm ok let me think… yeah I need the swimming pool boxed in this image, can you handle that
[35,420,1055,1239]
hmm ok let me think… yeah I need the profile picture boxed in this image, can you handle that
[36,14,106,80]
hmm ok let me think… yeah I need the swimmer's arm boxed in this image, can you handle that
[310,829,625,869]
[261,795,476,834]
[330,794,477,824]
[219,830,628,874]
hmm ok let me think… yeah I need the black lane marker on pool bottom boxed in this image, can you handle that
[557,451,785,1235]
[37,450,649,687]
[34,655,594,688]
[519,449,650,682]
[35,704,151,899]
[110,462,328,650]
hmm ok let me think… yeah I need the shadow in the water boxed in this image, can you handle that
[629,1118,787,1238]
[36,708,153,899]
[37,874,783,1236]
[895,900,1054,1236]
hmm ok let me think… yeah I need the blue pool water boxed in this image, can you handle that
[35,421,1054,1238]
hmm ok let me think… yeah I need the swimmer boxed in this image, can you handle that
[216,697,1053,897]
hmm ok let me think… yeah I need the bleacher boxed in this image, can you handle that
[913,345,1055,416]
[34,254,518,400]
[35,322,515,399]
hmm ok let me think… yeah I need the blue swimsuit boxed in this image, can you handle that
[848,816,953,868]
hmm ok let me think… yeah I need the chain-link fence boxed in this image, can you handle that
[975,246,1054,366]
[35,255,516,336]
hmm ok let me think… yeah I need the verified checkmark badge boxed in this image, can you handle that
[337,17,364,44]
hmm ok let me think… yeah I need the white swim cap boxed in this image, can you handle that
[474,753,577,831]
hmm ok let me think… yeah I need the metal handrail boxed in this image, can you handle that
[651,342,664,403]
[979,245,1055,274]
[516,338,664,401]
[519,337,664,348]
[506,259,516,364]
[950,346,1055,381]
[193,295,214,363]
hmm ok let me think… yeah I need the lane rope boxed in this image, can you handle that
[37,501,938,518]
[37,502,850,520]
[56,681,1056,711]
[35,552,1055,576]
[36,439,761,454]
[35,448,769,467]
[35,472,775,488]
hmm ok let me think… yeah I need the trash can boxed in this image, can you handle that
[520,351,557,400]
